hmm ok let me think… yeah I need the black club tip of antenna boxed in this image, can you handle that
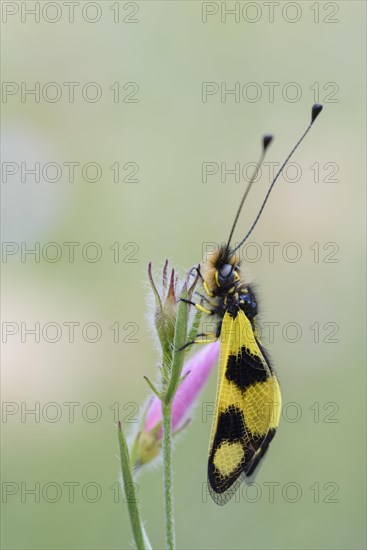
[263,134,273,151]
[311,103,323,123]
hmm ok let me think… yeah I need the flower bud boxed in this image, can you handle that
[148,260,178,358]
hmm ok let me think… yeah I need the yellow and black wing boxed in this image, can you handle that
[208,309,281,505]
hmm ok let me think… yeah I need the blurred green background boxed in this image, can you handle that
[2,1,366,549]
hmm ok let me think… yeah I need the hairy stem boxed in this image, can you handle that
[162,402,175,550]
[161,284,188,550]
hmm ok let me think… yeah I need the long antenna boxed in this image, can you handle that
[225,134,273,253]
[230,103,323,255]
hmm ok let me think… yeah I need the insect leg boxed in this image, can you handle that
[192,265,204,281]
[203,280,214,298]
[194,291,211,304]
[187,265,214,298]
[179,298,214,316]
[178,332,217,351]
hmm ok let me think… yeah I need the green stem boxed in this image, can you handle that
[118,422,150,550]
[162,402,175,550]
[160,285,189,550]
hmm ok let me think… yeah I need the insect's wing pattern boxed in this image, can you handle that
[208,310,281,505]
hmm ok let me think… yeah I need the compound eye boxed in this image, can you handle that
[216,263,235,287]
[220,264,233,279]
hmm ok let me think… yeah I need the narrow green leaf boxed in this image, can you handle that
[117,422,151,550]
[143,376,162,399]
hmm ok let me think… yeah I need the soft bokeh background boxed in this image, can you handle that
[2,1,366,549]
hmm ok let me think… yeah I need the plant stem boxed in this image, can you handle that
[118,422,149,550]
[161,284,189,550]
[162,402,175,550]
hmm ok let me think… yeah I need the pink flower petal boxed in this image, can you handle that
[144,341,220,437]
